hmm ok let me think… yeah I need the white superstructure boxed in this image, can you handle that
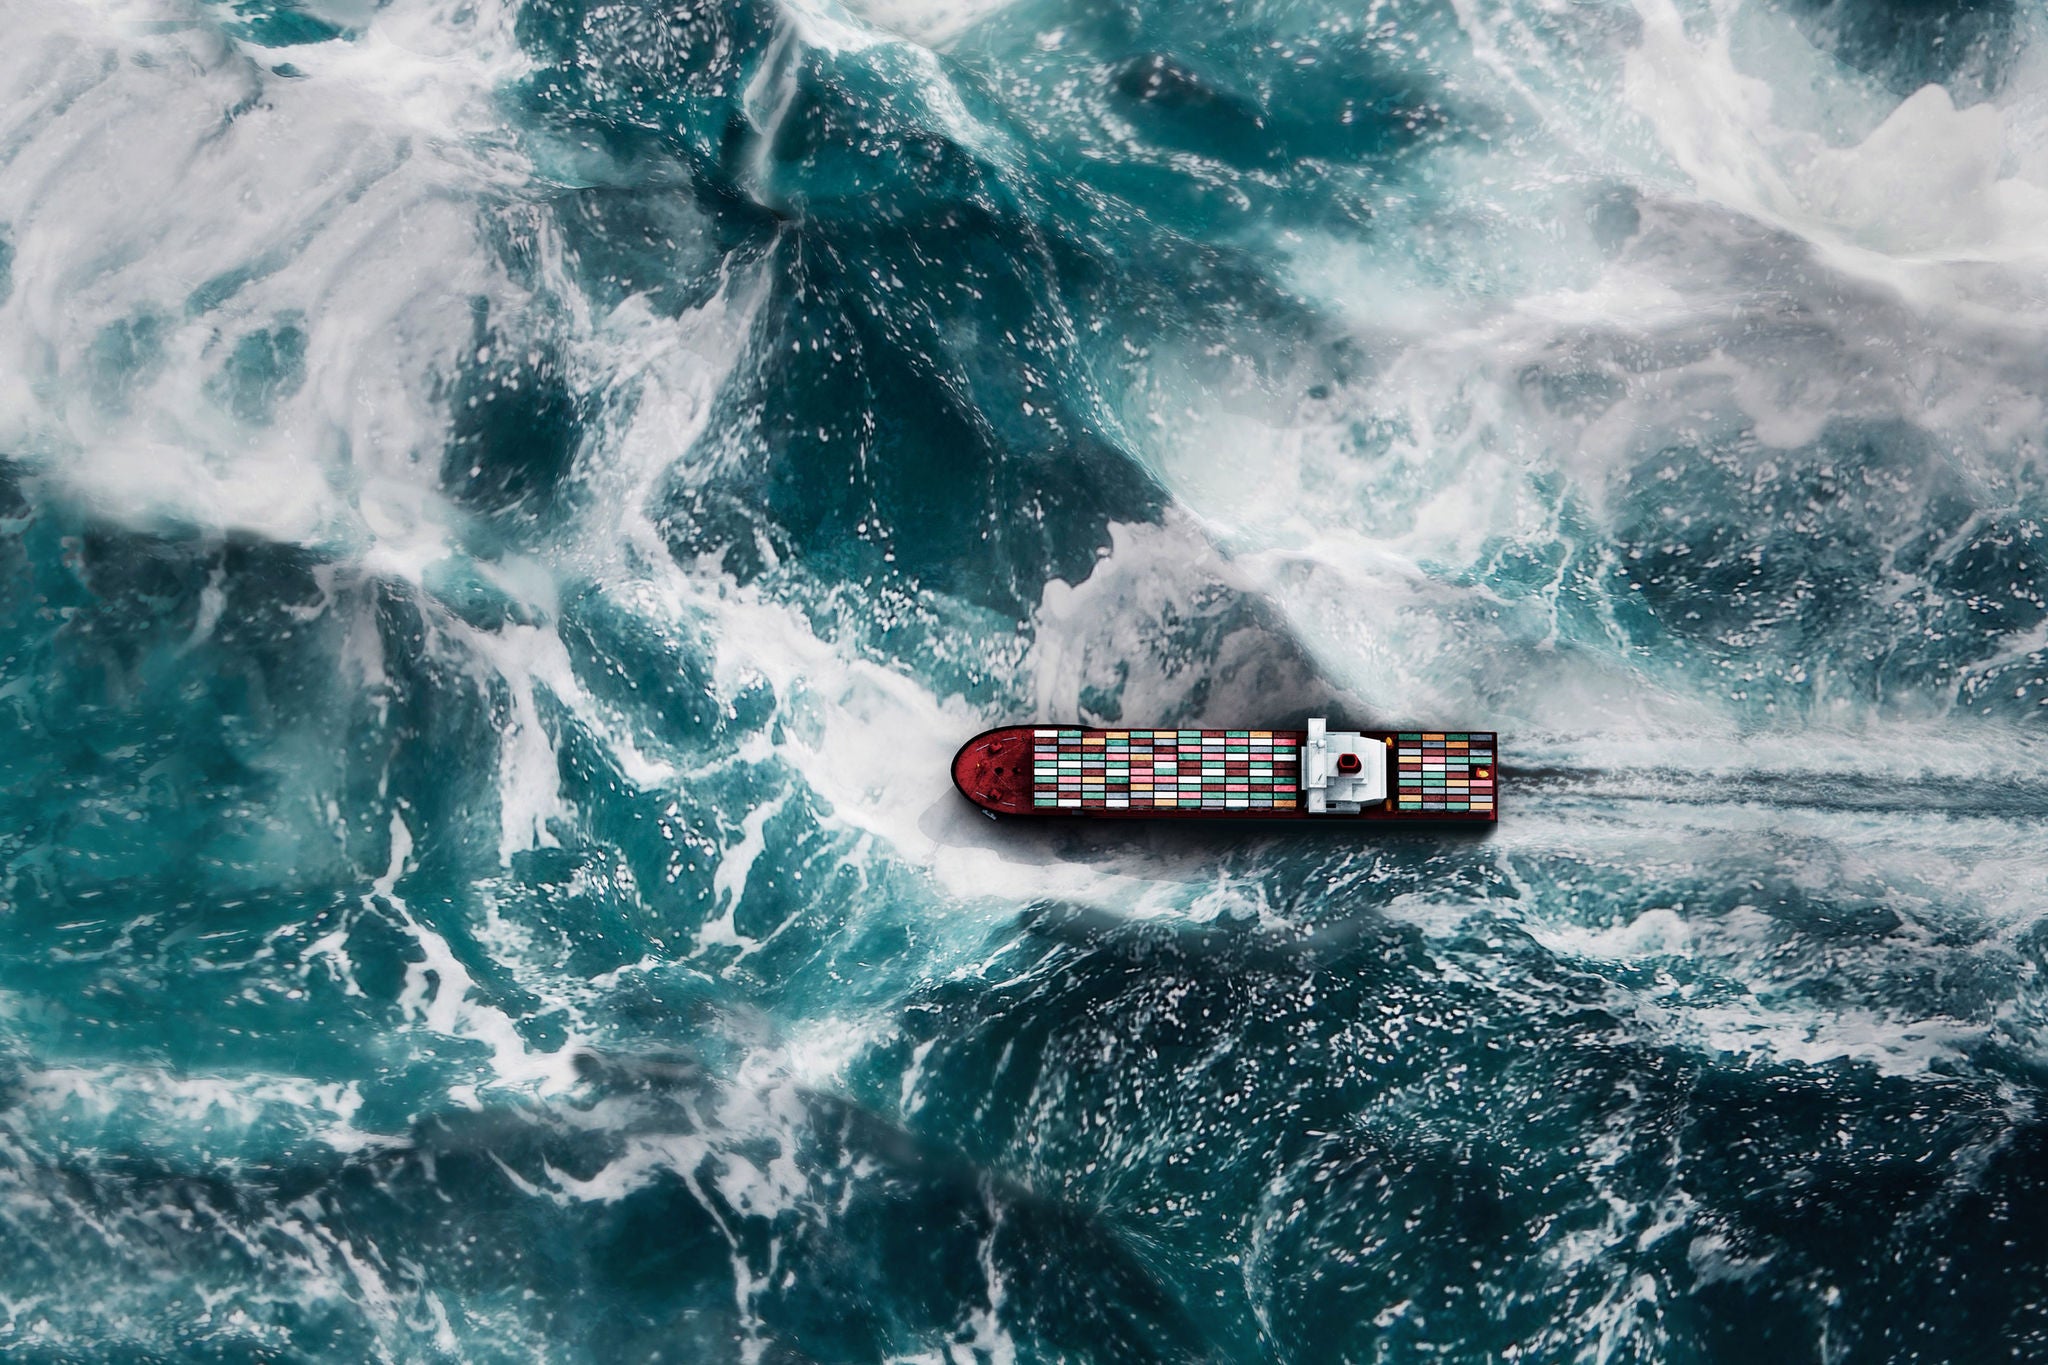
[1302,717,1388,813]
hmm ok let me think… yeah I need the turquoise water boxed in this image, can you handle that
[4,0,2048,1357]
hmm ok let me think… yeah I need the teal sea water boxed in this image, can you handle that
[5,0,2048,1357]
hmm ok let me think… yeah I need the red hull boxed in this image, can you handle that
[952,726,1497,822]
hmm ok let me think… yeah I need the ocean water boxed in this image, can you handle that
[3,0,2048,1357]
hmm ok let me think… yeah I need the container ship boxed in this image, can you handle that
[952,719,1496,822]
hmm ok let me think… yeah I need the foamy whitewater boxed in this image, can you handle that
[2,0,2046,1357]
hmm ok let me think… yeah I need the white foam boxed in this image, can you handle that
[0,0,530,553]
[1625,0,2048,298]
[697,792,792,959]
[1383,724,2048,1076]
[17,1065,388,1157]
[832,0,1024,49]
[378,813,583,1096]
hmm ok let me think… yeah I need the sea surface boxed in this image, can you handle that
[3,0,2048,1358]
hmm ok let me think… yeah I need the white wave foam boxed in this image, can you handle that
[1194,0,2048,722]
[837,0,1023,49]
[1627,0,2048,260]
[379,814,584,1098]
[17,1065,388,1157]
[0,0,531,556]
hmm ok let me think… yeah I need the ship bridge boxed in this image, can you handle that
[1302,718,1388,814]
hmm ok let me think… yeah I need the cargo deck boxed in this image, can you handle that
[952,720,1496,821]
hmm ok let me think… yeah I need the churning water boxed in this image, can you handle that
[3,0,2048,1357]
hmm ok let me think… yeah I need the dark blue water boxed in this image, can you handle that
[3,0,2048,1358]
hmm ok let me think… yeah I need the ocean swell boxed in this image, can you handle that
[2,0,2048,1358]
